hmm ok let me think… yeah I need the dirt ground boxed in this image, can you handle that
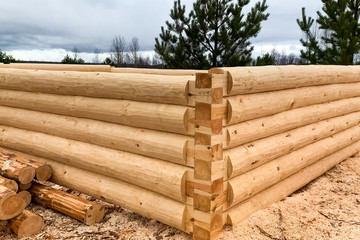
[1,154,359,240]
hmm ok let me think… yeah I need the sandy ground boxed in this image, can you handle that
[1,154,359,240]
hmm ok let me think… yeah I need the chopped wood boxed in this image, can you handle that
[30,182,105,225]
[0,185,25,220]
[17,191,31,207]
[9,210,44,238]
[0,175,18,192]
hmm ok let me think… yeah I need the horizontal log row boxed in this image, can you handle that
[225,140,360,226]
[225,97,360,148]
[226,112,360,179]
[210,65,360,96]
[227,124,360,208]
[0,69,194,105]
[226,82,360,125]
[0,63,112,72]
[0,105,193,165]
[0,125,190,203]
[24,152,188,231]
[0,89,195,135]
[111,67,207,75]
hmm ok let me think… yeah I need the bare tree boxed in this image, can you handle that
[129,37,140,64]
[110,36,127,65]
[93,48,100,63]
[72,47,79,61]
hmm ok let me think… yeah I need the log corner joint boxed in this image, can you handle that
[192,72,227,240]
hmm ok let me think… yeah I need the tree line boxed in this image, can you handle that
[1,0,360,68]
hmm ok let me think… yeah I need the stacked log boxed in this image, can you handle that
[1,64,360,240]
[209,65,360,235]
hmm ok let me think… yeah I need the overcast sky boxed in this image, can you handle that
[0,0,323,62]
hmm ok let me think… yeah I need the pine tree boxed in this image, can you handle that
[297,0,360,64]
[155,0,269,69]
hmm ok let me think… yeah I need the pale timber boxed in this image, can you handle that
[226,112,360,179]
[0,185,26,220]
[0,125,189,203]
[227,124,360,208]
[30,182,105,225]
[225,97,360,148]
[0,106,191,165]
[227,82,360,125]
[111,67,207,75]
[0,68,193,105]
[9,210,44,238]
[210,65,360,96]
[0,63,111,72]
[0,176,18,192]
[226,140,360,226]
[37,156,188,231]
[0,89,195,135]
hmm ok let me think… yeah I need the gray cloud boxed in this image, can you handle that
[0,0,323,56]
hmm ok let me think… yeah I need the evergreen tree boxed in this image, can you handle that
[297,0,360,64]
[155,0,269,69]
[0,49,16,64]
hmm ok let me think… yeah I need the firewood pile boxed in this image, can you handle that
[0,147,105,238]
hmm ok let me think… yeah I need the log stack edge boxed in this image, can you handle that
[0,64,359,240]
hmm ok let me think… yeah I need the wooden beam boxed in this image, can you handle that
[0,63,111,72]
[111,67,207,75]
[0,176,18,192]
[0,68,193,105]
[210,65,360,96]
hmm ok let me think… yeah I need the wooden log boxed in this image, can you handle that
[0,89,194,135]
[17,191,31,207]
[210,65,360,96]
[30,182,104,225]
[0,185,25,220]
[18,182,32,191]
[9,210,44,238]
[0,147,51,182]
[0,105,191,165]
[225,97,360,148]
[227,82,360,125]
[0,126,190,203]
[34,155,188,231]
[0,68,193,105]
[226,112,360,179]
[0,63,111,72]
[0,176,18,192]
[226,140,360,226]
[111,67,206,75]
[227,124,360,208]
[0,149,35,184]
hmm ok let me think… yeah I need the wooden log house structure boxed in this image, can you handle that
[0,63,359,239]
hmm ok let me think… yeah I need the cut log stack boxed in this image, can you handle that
[0,64,359,240]
[0,147,105,238]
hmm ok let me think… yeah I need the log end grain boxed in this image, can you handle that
[19,182,32,191]
[17,191,31,207]
[10,210,44,238]
[84,203,105,225]
[0,188,26,220]
[35,164,52,181]
[18,166,36,184]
